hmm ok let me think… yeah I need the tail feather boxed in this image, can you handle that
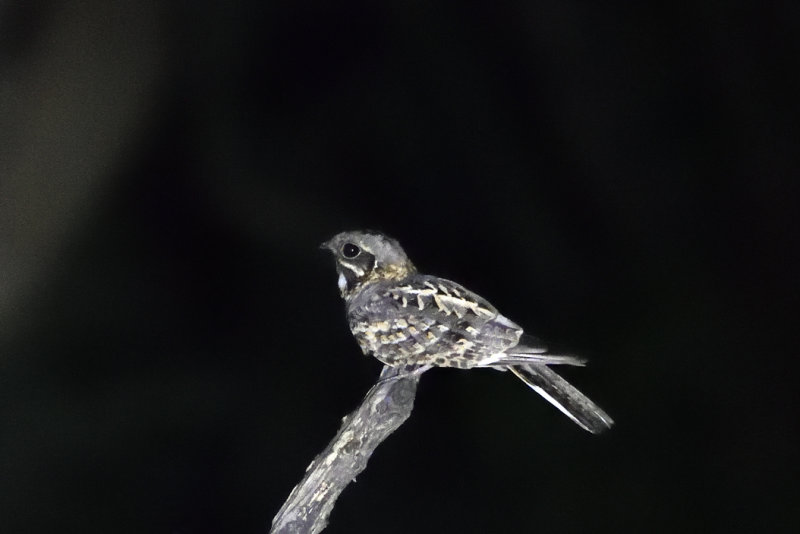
[508,364,614,434]
[491,353,587,366]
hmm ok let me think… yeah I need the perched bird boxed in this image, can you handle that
[321,230,614,433]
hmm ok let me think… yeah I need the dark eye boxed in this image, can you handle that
[341,243,360,258]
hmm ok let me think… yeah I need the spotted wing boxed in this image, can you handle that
[357,276,521,367]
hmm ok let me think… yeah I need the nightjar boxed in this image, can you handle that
[321,230,614,433]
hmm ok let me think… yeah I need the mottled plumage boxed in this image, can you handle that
[322,230,614,433]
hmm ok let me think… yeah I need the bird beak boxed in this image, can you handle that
[320,239,333,251]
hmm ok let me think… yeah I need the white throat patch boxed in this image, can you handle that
[339,261,365,276]
[337,273,347,292]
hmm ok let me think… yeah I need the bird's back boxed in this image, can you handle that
[346,274,523,368]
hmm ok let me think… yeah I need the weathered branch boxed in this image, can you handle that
[270,366,421,534]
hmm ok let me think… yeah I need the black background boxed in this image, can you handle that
[1,2,798,533]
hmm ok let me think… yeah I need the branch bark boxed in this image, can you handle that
[270,366,421,534]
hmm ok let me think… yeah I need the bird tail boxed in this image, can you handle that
[508,364,614,434]
[491,353,586,366]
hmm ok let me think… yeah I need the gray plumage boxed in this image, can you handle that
[322,230,614,433]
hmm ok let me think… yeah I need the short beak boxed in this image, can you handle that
[320,239,333,251]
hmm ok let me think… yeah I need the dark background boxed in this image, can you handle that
[1,1,798,533]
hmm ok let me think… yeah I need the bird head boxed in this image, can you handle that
[321,230,416,298]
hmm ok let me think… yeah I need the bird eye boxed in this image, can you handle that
[341,243,360,258]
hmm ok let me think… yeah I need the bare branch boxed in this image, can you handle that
[270,366,420,534]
